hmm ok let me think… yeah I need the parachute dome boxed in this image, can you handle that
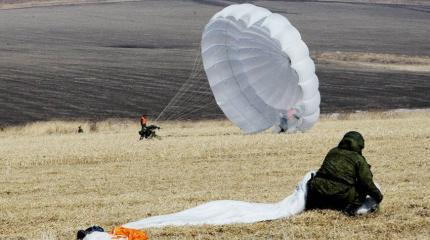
[201,4,320,133]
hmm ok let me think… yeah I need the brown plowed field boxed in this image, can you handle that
[1,0,429,125]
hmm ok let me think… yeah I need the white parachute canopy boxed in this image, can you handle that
[201,4,320,134]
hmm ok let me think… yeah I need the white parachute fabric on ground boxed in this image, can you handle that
[123,171,315,229]
[83,232,112,240]
[201,4,320,134]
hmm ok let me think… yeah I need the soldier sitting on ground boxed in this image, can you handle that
[306,131,383,216]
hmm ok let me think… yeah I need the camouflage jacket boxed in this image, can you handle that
[312,147,383,203]
[308,132,383,208]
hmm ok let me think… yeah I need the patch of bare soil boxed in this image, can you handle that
[0,0,137,10]
[313,51,430,73]
[317,0,430,6]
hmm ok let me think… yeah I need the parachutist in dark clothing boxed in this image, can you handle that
[277,109,301,133]
[278,116,288,133]
[139,125,161,140]
[306,131,383,216]
[138,115,158,140]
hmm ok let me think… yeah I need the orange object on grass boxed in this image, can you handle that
[110,226,148,240]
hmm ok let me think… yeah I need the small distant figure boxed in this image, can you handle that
[277,108,301,133]
[278,115,289,133]
[138,115,160,140]
[77,126,84,133]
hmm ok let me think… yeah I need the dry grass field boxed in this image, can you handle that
[1,110,429,239]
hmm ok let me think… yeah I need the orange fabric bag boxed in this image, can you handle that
[110,226,148,240]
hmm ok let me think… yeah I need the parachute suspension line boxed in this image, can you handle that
[176,99,215,120]
[166,57,203,118]
[155,51,203,122]
[172,90,211,120]
[164,56,205,121]
[166,64,211,121]
[173,19,245,121]
[169,44,228,121]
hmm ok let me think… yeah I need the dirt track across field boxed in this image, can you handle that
[0,0,429,125]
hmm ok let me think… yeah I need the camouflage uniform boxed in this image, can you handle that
[306,131,383,215]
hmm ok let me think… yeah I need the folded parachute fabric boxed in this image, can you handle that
[123,171,315,229]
